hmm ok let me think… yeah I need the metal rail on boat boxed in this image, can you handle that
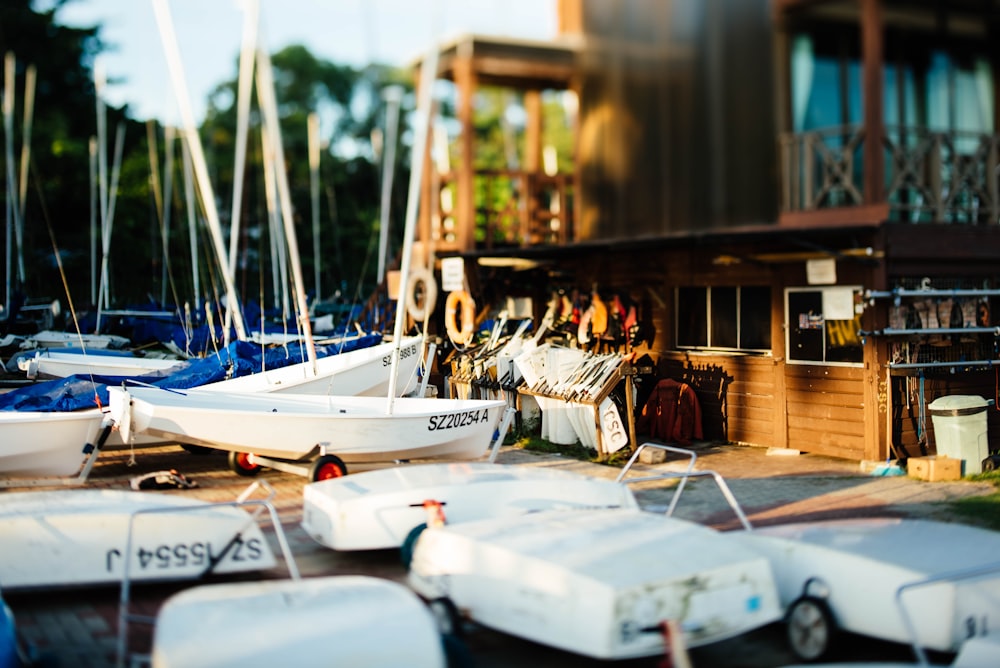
[616,442,754,531]
[115,481,298,668]
[895,560,1000,667]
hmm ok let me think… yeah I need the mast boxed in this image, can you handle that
[153,0,248,343]
[3,52,21,307]
[386,45,439,412]
[376,85,403,286]
[255,45,316,370]
[308,111,321,303]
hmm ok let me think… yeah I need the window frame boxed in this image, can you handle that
[674,285,772,353]
[784,285,865,367]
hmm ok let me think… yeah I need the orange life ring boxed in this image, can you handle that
[445,290,476,346]
[405,268,438,322]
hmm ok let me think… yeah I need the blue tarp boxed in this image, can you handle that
[0,333,382,412]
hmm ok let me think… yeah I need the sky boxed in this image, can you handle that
[42,0,558,125]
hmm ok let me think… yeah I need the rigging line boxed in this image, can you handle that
[29,160,102,408]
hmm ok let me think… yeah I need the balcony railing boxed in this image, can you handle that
[433,169,575,251]
[780,125,1000,224]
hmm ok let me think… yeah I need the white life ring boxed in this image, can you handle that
[445,290,476,346]
[405,268,438,322]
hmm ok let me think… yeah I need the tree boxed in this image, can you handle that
[1,0,153,315]
[199,45,414,314]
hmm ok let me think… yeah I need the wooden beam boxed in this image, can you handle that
[861,0,884,204]
[454,50,477,253]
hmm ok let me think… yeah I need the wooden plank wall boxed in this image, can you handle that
[655,353,777,447]
[785,364,866,459]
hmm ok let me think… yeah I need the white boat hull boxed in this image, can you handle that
[18,350,184,380]
[109,386,506,463]
[302,462,640,551]
[201,336,423,397]
[0,409,104,477]
[730,518,1000,652]
[151,575,446,668]
[408,508,782,659]
[0,489,276,590]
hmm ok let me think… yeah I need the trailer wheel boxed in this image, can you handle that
[400,523,427,567]
[309,454,347,481]
[228,451,262,477]
[982,454,1000,472]
[787,595,837,662]
[429,597,463,638]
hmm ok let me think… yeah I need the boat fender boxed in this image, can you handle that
[445,290,476,346]
[129,469,199,491]
[405,267,438,322]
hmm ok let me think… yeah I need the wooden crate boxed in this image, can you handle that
[908,455,962,482]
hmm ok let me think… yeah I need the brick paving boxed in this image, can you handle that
[1,439,996,667]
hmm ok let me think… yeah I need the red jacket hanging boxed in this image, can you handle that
[639,378,704,445]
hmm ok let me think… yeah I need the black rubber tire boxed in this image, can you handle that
[428,597,463,639]
[786,595,838,662]
[400,523,428,568]
[982,455,999,473]
[308,454,348,482]
[228,450,262,477]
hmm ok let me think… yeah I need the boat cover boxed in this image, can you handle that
[0,334,382,413]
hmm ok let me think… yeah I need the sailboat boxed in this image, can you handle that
[106,15,507,483]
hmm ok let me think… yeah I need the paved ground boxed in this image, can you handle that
[2,438,997,667]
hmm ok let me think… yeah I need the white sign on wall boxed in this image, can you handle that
[806,257,837,285]
[441,256,465,292]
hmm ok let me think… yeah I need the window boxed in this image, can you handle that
[676,286,771,352]
[785,286,864,365]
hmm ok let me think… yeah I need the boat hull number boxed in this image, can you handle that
[105,536,266,572]
[428,409,491,431]
[382,344,419,367]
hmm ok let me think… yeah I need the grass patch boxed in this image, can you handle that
[947,470,1000,531]
[948,492,1000,532]
[510,436,633,467]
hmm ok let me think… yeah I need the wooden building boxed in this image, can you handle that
[407,0,1000,464]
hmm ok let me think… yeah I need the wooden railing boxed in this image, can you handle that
[780,125,1000,224]
[434,169,574,251]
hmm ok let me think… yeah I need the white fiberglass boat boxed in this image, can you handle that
[150,575,447,668]
[0,487,277,590]
[202,335,424,397]
[17,349,184,380]
[407,507,782,660]
[0,408,105,477]
[729,518,1000,663]
[301,461,640,552]
[108,385,506,480]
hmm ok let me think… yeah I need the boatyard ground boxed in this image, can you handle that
[3,438,997,668]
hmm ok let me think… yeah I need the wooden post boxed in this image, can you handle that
[454,46,477,253]
[861,0,884,204]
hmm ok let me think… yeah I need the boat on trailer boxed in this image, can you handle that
[149,575,448,668]
[407,505,783,660]
[728,518,1000,664]
[0,484,277,590]
[108,385,507,481]
[301,461,640,552]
